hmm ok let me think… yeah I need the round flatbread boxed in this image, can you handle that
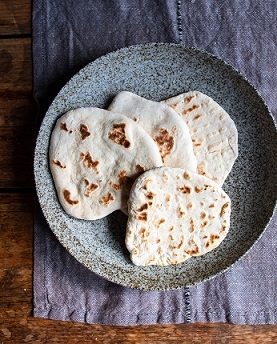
[126,167,231,266]
[108,91,197,171]
[163,91,238,186]
[49,107,163,220]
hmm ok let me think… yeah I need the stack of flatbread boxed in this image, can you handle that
[49,90,238,266]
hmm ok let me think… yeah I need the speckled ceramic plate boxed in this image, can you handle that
[34,43,277,291]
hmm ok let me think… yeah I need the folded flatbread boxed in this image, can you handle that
[163,91,238,185]
[126,167,231,266]
[49,107,163,220]
[108,91,197,171]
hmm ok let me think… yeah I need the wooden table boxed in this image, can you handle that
[1,1,276,343]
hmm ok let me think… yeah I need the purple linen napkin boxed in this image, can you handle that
[33,0,277,325]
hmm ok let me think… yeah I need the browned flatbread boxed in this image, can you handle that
[126,167,231,266]
[49,107,163,220]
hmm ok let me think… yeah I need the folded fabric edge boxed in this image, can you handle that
[33,306,189,326]
[190,309,277,325]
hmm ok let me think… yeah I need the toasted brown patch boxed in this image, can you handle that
[195,186,204,193]
[221,225,227,232]
[197,163,206,176]
[140,228,146,234]
[193,114,203,121]
[210,233,220,244]
[172,235,184,250]
[183,172,191,180]
[185,95,196,103]
[185,239,199,255]
[140,227,149,240]
[60,122,72,133]
[182,104,200,115]
[187,202,193,209]
[99,193,114,207]
[108,123,131,148]
[52,160,66,169]
[80,124,91,140]
[178,207,186,218]
[220,202,230,216]
[81,152,99,173]
[133,117,139,122]
[201,220,209,228]
[170,103,179,110]
[179,185,192,194]
[137,212,148,221]
[166,195,171,203]
[200,212,207,219]
[154,126,176,162]
[157,218,165,227]
[84,178,98,197]
[137,203,148,212]
[209,203,215,208]
[189,218,195,232]
[142,179,152,190]
[192,138,204,147]
[145,191,156,199]
[63,189,79,205]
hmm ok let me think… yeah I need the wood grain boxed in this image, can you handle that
[0,38,36,188]
[0,0,31,36]
[0,193,277,343]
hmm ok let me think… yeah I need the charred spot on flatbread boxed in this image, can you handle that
[52,160,66,169]
[137,212,148,221]
[178,185,192,194]
[63,189,79,205]
[108,123,131,148]
[80,152,99,173]
[99,193,114,207]
[60,122,72,133]
[79,124,91,140]
[182,104,200,116]
[137,203,148,212]
[185,94,196,103]
[185,239,200,255]
[154,127,176,163]
[84,178,99,197]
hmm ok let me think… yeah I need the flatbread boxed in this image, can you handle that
[126,167,231,266]
[163,91,238,186]
[49,107,163,220]
[108,91,197,171]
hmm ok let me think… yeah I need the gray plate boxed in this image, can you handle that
[34,43,277,291]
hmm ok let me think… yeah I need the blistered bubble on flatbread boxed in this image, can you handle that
[163,91,238,186]
[126,167,231,266]
[49,107,163,220]
[108,91,197,171]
